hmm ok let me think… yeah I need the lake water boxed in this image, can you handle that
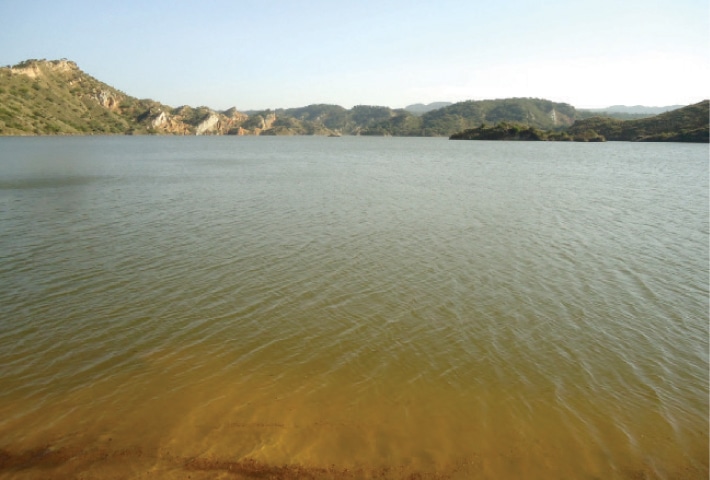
[0,136,707,479]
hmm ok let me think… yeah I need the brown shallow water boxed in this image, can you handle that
[0,137,707,479]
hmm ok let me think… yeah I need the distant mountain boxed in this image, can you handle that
[404,102,452,115]
[575,104,687,121]
[590,105,684,115]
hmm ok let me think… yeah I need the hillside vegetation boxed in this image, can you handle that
[450,101,708,143]
[450,122,582,141]
[0,59,155,135]
[360,98,576,136]
[567,101,709,142]
[0,59,251,136]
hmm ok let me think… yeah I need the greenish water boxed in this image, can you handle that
[0,136,707,479]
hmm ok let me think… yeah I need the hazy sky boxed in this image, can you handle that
[1,0,708,110]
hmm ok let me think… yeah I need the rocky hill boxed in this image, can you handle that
[0,59,416,136]
[0,59,251,135]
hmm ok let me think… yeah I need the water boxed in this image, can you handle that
[0,136,707,479]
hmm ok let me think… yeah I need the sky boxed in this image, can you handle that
[1,0,708,111]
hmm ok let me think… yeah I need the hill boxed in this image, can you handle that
[567,101,709,142]
[1,58,703,140]
[450,101,709,142]
[0,59,251,135]
[450,122,579,141]
[223,100,577,137]
[0,59,579,137]
[0,60,423,136]
[360,98,577,136]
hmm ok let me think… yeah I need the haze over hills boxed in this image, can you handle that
[585,105,684,115]
[0,59,706,141]
[404,102,453,115]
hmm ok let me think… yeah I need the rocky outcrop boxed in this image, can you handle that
[150,111,169,129]
[9,59,77,79]
[9,64,42,79]
[261,113,276,130]
[227,126,250,136]
[223,107,248,123]
[143,107,252,135]
[195,113,221,135]
[183,108,253,135]
[146,110,191,135]
[95,90,120,110]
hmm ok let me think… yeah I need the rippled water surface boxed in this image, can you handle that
[0,136,707,479]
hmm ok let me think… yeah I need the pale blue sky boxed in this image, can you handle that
[1,0,708,110]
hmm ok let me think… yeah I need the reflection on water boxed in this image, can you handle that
[0,137,707,479]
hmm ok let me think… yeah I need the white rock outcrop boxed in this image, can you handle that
[95,90,118,109]
[195,114,221,135]
[151,111,169,128]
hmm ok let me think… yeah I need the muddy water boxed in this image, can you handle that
[0,137,707,479]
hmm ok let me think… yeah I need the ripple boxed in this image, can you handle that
[0,137,707,479]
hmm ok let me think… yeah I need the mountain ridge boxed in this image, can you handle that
[0,59,704,140]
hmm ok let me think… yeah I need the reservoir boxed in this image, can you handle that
[0,136,707,479]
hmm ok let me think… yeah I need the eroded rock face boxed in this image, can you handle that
[230,126,249,136]
[195,113,221,135]
[95,90,119,109]
[10,64,41,79]
[151,111,169,128]
[48,59,76,73]
[230,111,248,123]
[147,110,191,135]
[262,113,276,130]
[9,59,77,79]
